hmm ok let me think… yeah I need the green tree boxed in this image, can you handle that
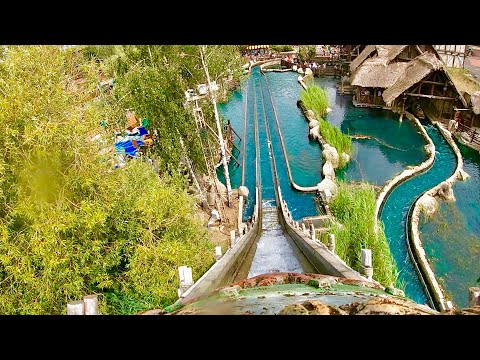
[0,45,215,314]
[299,45,316,62]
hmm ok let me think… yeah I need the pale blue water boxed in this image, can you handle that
[420,141,480,308]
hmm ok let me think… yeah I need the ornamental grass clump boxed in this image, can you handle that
[327,181,399,288]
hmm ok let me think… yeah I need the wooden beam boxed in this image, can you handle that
[224,147,240,166]
[420,80,446,86]
[229,139,241,152]
[405,93,455,100]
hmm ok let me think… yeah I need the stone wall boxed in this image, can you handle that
[409,121,468,312]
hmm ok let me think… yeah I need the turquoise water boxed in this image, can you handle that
[220,70,456,307]
[266,71,323,187]
[420,141,480,308]
[259,69,318,219]
[380,123,457,305]
[313,77,427,185]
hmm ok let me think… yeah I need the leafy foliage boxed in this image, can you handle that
[0,45,225,314]
[270,45,294,53]
[328,182,399,288]
[298,45,316,62]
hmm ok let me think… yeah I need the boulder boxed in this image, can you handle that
[435,181,455,202]
[309,125,320,141]
[424,144,434,156]
[322,161,335,180]
[306,109,315,119]
[297,67,304,74]
[238,185,249,197]
[308,119,319,128]
[278,304,309,315]
[340,152,350,165]
[317,178,338,197]
[418,194,439,217]
[448,119,458,132]
[322,143,340,169]
[292,65,298,71]
[457,168,470,181]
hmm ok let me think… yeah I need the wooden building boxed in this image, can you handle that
[349,45,467,121]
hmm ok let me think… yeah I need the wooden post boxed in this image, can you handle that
[67,300,85,315]
[310,224,316,241]
[328,234,335,252]
[83,295,98,315]
[215,246,222,261]
[361,249,373,281]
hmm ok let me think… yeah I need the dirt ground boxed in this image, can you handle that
[197,191,240,254]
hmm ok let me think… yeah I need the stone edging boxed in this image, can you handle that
[374,112,435,221]
[409,121,466,312]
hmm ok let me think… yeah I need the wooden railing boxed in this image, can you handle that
[456,122,480,147]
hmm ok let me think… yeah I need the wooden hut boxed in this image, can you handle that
[350,45,421,108]
[350,45,467,121]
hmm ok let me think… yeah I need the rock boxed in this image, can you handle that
[215,178,228,198]
[304,300,331,315]
[322,161,335,180]
[317,178,338,197]
[448,119,458,132]
[326,107,332,113]
[278,303,309,315]
[292,65,297,71]
[322,144,340,169]
[418,194,439,217]
[458,168,470,181]
[306,109,315,119]
[308,119,319,128]
[304,67,313,77]
[435,181,455,202]
[340,152,350,165]
[424,144,434,155]
[219,285,241,298]
[353,297,435,315]
[297,67,304,74]
[309,125,320,141]
[238,185,249,197]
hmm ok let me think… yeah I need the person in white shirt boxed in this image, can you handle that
[207,209,221,228]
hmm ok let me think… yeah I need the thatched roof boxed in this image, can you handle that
[349,45,376,72]
[382,52,445,106]
[386,45,409,62]
[472,91,480,115]
[351,61,409,88]
[349,45,408,73]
